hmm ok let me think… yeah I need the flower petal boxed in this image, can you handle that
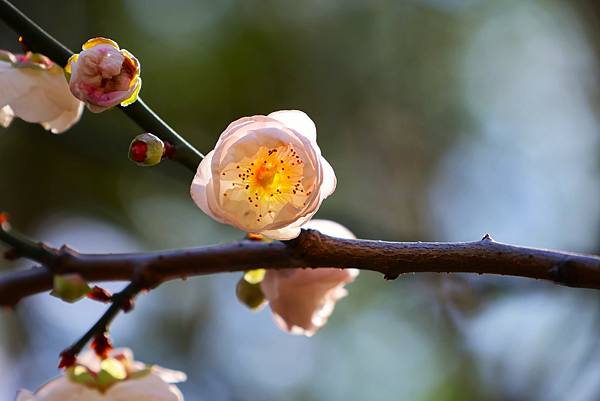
[260,225,302,241]
[191,150,226,223]
[120,77,142,107]
[318,156,337,201]
[0,105,14,128]
[82,37,120,50]
[268,110,317,143]
[41,101,84,134]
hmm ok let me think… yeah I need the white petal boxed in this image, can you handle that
[8,86,63,122]
[41,101,84,134]
[0,105,14,128]
[261,268,357,336]
[0,64,34,107]
[268,110,317,143]
[260,225,302,240]
[109,373,184,401]
[318,156,337,201]
[34,377,104,401]
[190,151,225,223]
[152,366,187,384]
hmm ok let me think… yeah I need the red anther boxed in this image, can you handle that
[87,286,112,303]
[162,141,175,159]
[129,140,148,163]
[91,332,113,359]
[3,248,18,260]
[58,350,76,369]
[0,212,8,225]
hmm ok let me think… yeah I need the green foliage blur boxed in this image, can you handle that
[1,1,600,400]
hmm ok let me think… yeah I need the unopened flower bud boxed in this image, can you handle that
[129,133,164,166]
[50,274,91,303]
[236,274,266,310]
[87,286,112,303]
[66,37,142,113]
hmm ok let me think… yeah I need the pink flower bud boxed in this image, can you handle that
[261,220,359,336]
[67,38,142,113]
[190,110,336,240]
[16,348,186,401]
[0,50,83,133]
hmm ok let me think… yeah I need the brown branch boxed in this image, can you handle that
[1,229,600,306]
[58,278,146,368]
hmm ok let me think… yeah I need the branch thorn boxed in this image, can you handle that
[481,233,493,241]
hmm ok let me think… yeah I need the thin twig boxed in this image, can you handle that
[59,279,145,366]
[0,0,204,172]
[1,225,599,307]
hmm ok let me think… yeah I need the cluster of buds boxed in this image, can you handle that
[1,36,142,136]
[66,37,141,113]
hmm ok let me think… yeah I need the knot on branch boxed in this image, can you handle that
[284,228,325,263]
[548,258,577,287]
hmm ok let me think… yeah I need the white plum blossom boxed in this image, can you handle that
[190,110,336,240]
[15,348,186,401]
[261,219,359,336]
[67,37,141,113]
[0,50,83,133]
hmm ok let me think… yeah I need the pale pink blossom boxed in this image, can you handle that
[67,37,141,113]
[0,51,83,133]
[190,110,336,240]
[261,219,359,336]
[15,348,185,401]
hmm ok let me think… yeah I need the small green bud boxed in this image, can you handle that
[236,276,266,310]
[50,274,91,303]
[67,365,96,386]
[96,358,127,391]
[244,269,266,284]
[129,133,165,166]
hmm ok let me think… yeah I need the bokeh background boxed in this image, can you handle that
[1,0,600,400]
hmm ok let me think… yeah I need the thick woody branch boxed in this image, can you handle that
[1,228,599,306]
[0,0,204,172]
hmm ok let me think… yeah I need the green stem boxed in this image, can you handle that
[0,0,204,172]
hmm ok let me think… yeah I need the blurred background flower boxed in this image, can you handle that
[1,0,600,400]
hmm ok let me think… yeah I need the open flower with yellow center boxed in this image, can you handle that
[15,348,186,401]
[66,37,141,113]
[191,110,336,240]
[260,219,359,336]
[0,50,83,133]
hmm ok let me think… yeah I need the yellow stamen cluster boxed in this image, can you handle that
[219,144,311,226]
